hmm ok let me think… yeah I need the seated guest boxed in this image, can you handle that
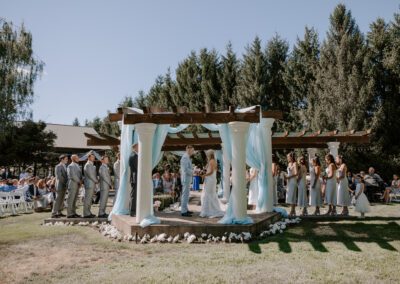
[19,169,29,180]
[35,179,54,209]
[153,172,163,194]
[163,172,173,194]
[26,178,40,203]
[2,168,12,179]
[382,174,400,203]
[347,171,356,191]
[364,167,384,200]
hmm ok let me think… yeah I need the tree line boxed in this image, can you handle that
[87,5,399,180]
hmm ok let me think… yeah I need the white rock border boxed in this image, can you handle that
[43,218,301,244]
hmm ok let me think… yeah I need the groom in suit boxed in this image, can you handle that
[129,143,139,217]
[180,145,195,217]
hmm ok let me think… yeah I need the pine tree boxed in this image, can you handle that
[285,27,320,130]
[72,117,80,126]
[175,51,202,111]
[219,42,240,110]
[264,34,292,130]
[199,48,222,111]
[314,4,373,132]
[237,36,268,108]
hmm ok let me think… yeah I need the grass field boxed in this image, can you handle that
[1,202,399,283]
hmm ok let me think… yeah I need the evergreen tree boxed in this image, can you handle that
[237,36,268,108]
[285,27,320,130]
[199,48,222,111]
[175,51,202,111]
[72,117,80,126]
[314,4,373,131]
[264,34,292,130]
[219,42,240,110]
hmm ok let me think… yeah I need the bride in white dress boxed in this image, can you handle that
[200,150,224,218]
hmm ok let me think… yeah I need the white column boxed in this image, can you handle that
[222,143,231,202]
[228,121,249,220]
[307,148,317,171]
[327,142,340,158]
[261,118,275,212]
[135,123,157,224]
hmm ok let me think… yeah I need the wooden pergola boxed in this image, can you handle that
[85,129,371,151]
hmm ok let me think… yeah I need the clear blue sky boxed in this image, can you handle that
[2,0,398,125]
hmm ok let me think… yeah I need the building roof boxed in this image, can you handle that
[45,123,111,151]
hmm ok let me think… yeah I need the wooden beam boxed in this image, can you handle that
[262,110,283,119]
[123,111,261,124]
[281,131,289,137]
[338,130,355,136]
[164,136,221,146]
[272,143,328,149]
[163,144,221,151]
[295,130,307,137]
[108,113,123,122]
[272,136,370,144]
[324,130,339,136]
[142,106,168,114]
[309,130,322,137]
[354,129,372,136]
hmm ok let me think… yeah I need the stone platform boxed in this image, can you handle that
[44,217,108,224]
[111,192,281,237]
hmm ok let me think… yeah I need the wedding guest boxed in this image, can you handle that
[163,172,173,195]
[309,157,322,215]
[247,167,259,210]
[192,166,200,191]
[27,178,40,204]
[2,168,12,179]
[19,169,29,180]
[382,174,400,203]
[285,152,298,217]
[36,179,54,209]
[272,154,279,205]
[153,173,163,194]
[354,175,370,219]
[336,155,351,216]
[324,154,337,216]
[297,156,308,216]
[347,171,356,191]
[364,167,384,200]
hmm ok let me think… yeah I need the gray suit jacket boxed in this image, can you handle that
[99,164,112,190]
[55,163,68,191]
[84,162,98,189]
[113,160,120,189]
[67,162,82,189]
[180,153,193,178]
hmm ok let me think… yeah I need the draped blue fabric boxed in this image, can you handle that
[140,124,189,227]
[109,123,134,219]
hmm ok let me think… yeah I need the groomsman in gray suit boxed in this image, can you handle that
[180,145,195,217]
[113,153,120,205]
[98,156,112,218]
[67,154,82,218]
[52,154,68,218]
[83,152,98,218]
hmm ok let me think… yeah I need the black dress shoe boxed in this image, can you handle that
[83,214,95,218]
[51,214,59,219]
[98,214,109,218]
[181,212,192,217]
[67,215,77,218]
[57,213,66,217]
[73,214,82,218]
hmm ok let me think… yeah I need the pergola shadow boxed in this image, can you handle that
[248,220,400,254]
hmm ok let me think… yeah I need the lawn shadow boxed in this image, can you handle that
[249,220,400,254]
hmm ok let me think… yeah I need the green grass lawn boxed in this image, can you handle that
[1,202,399,283]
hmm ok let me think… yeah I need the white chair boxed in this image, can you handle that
[390,188,400,202]
[0,192,15,215]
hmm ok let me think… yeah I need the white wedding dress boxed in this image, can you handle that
[200,166,224,218]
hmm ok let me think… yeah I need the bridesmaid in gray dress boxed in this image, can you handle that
[297,156,308,216]
[336,155,350,215]
[285,152,298,217]
[309,157,322,215]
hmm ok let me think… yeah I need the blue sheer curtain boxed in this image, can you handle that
[109,123,134,219]
[215,150,224,197]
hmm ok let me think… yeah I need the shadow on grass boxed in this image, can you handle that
[248,220,400,254]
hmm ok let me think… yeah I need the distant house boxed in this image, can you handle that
[44,124,111,155]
